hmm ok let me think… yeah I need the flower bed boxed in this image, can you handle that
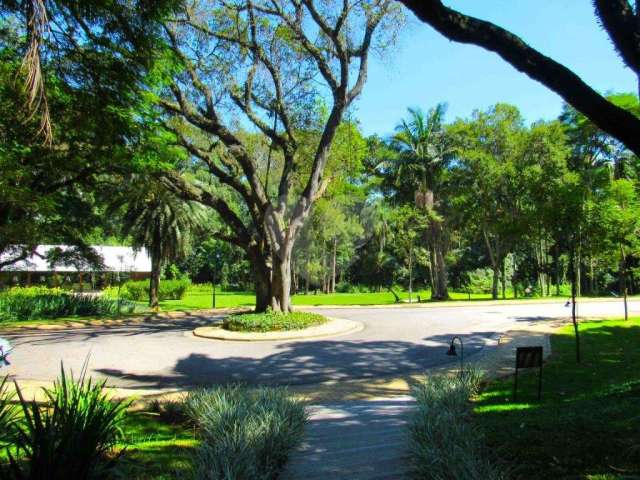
[223,311,328,333]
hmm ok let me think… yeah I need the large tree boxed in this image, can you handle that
[157,0,401,312]
[0,1,177,269]
[392,105,451,299]
[397,0,640,157]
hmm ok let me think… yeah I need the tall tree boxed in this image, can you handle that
[392,105,451,299]
[397,0,640,156]
[450,104,529,299]
[113,179,205,309]
[157,0,402,312]
[0,8,170,270]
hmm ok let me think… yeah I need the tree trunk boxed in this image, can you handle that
[554,243,560,296]
[491,263,500,300]
[270,244,293,312]
[408,238,413,303]
[501,258,506,300]
[620,246,628,321]
[321,243,327,294]
[250,248,271,312]
[331,237,337,293]
[571,246,581,363]
[149,250,161,310]
[427,245,436,298]
[435,246,449,300]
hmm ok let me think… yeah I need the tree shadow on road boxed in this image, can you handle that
[94,331,498,390]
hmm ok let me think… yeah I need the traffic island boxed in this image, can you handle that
[193,316,363,341]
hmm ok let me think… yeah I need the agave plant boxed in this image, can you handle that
[7,361,131,479]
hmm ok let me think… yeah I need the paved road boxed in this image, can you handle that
[4,300,638,390]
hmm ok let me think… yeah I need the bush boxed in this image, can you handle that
[184,385,307,480]
[107,278,191,302]
[409,370,506,480]
[223,311,327,332]
[0,287,134,322]
[5,365,131,479]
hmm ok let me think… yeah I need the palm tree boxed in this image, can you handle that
[113,179,206,309]
[392,104,451,300]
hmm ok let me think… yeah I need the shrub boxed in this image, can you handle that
[184,385,307,480]
[0,376,18,448]
[409,370,505,480]
[107,278,191,302]
[6,364,131,479]
[223,311,327,332]
[0,287,134,322]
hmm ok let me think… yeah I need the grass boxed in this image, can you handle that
[116,411,197,479]
[157,286,566,312]
[223,311,328,332]
[474,319,640,479]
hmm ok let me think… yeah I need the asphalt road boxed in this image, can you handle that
[3,300,638,390]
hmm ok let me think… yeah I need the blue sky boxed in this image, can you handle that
[355,1,638,137]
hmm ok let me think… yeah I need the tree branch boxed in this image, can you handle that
[399,0,640,156]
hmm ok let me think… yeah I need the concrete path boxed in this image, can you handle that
[282,397,415,480]
[3,300,637,392]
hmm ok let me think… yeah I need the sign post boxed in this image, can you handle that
[513,346,543,401]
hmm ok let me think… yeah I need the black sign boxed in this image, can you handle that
[513,346,543,401]
[516,346,543,369]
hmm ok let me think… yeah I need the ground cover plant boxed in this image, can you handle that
[184,385,307,479]
[0,286,134,322]
[409,369,505,480]
[2,365,131,479]
[223,311,328,333]
[474,319,640,479]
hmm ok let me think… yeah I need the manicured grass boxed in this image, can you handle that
[474,319,640,479]
[223,311,328,332]
[116,411,197,479]
[157,287,515,311]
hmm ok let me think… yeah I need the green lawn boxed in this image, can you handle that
[116,411,196,479]
[474,319,640,479]
[156,287,510,311]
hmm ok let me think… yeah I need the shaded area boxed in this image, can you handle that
[94,332,494,389]
[474,320,640,479]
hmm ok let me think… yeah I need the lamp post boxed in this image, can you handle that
[212,252,221,309]
[446,336,464,377]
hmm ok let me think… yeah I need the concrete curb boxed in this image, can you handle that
[192,317,364,342]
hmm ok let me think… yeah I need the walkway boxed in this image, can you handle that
[282,397,414,480]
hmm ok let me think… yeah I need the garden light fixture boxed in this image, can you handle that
[446,336,464,377]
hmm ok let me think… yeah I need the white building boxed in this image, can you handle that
[0,245,151,288]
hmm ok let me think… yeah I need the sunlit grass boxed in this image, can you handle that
[474,319,640,479]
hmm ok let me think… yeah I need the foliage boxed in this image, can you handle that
[183,385,307,480]
[475,320,640,478]
[5,365,131,479]
[0,287,134,322]
[410,370,505,480]
[0,3,179,270]
[105,279,191,302]
[0,376,18,448]
[223,311,327,333]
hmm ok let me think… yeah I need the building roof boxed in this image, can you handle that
[1,245,151,273]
